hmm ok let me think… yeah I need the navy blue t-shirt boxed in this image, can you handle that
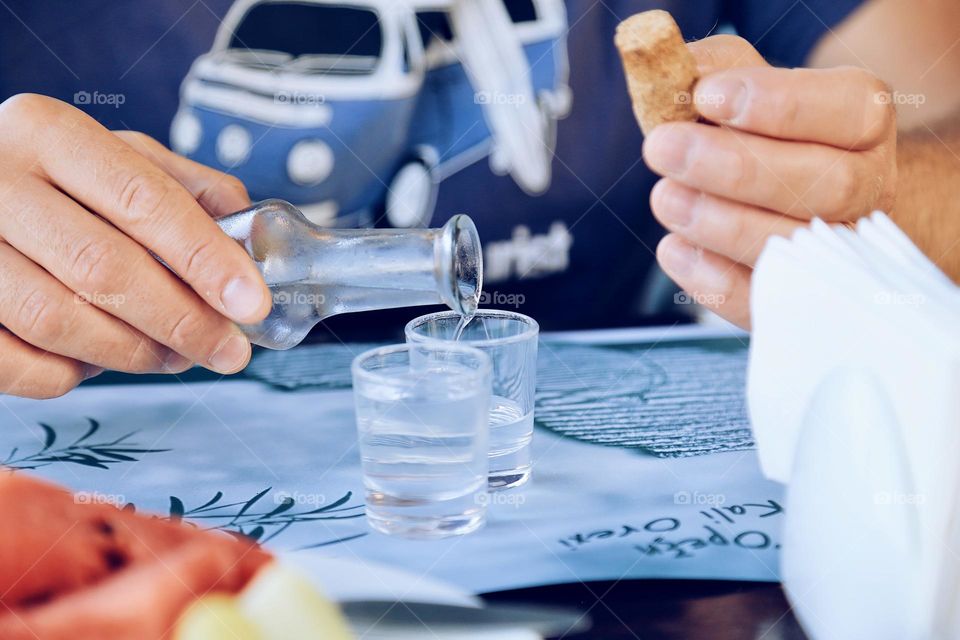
[0,0,863,336]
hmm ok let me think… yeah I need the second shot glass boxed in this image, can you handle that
[406,310,539,490]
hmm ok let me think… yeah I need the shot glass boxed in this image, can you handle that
[351,343,492,539]
[406,310,539,490]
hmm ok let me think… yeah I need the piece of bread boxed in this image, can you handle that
[614,10,700,135]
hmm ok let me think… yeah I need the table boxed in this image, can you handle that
[486,581,805,639]
[5,326,796,639]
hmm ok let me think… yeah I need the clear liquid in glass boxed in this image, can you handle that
[453,312,474,342]
[487,395,534,489]
[355,364,489,538]
[407,309,537,490]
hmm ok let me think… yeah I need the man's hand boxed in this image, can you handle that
[0,94,271,398]
[642,35,898,328]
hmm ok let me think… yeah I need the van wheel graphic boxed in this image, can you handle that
[385,160,437,228]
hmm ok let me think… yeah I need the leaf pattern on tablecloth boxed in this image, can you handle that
[125,487,367,548]
[2,418,169,470]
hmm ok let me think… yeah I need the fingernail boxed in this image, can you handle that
[208,333,250,374]
[658,238,700,278]
[696,75,747,121]
[161,351,193,373]
[83,365,105,380]
[644,126,691,175]
[652,181,697,228]
[221,276,265,322]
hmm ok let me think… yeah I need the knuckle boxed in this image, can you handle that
[116,130,163,158]
[827,162,861,218]
[703,35,756,66]
[862,75,895,146]
[114,130,150,148]
[862,72,891,101]
[723,35,753,49]
[16,288,65,344]
[719,149,754,197]
[117,130,151,143]
[121,335,164,372]
[161,309,208,353]
[69,238,120,294]
[117,171,172,223]
[767,85,802,140]
[0,94,65,148]
[221,175,247,197]
[843,66,882,92]
[179,235,221,285]
[196,174,250,215]
[0,93,59,126]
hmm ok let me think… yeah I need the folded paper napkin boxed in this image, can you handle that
[747,212,960,639]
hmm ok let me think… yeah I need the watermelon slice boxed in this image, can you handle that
[0,473,271,639]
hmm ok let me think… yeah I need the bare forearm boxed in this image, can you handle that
[807,0,960,279]
[892,119,960,280]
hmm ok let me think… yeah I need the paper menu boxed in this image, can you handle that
[747,212,960,638]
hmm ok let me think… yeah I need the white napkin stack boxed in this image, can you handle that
[747,213,960,639]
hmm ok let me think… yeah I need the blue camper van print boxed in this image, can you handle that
[172,0,571,228]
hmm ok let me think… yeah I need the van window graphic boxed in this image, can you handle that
[416,11,455,48]
[173,0,572,229]
[505,0,538,23]
[230,5,383,73]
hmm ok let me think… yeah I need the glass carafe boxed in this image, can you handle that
[217,199,482,350]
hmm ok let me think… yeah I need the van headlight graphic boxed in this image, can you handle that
[170,110,202,155]
[287,140,334,186]
[216,124,252,166]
